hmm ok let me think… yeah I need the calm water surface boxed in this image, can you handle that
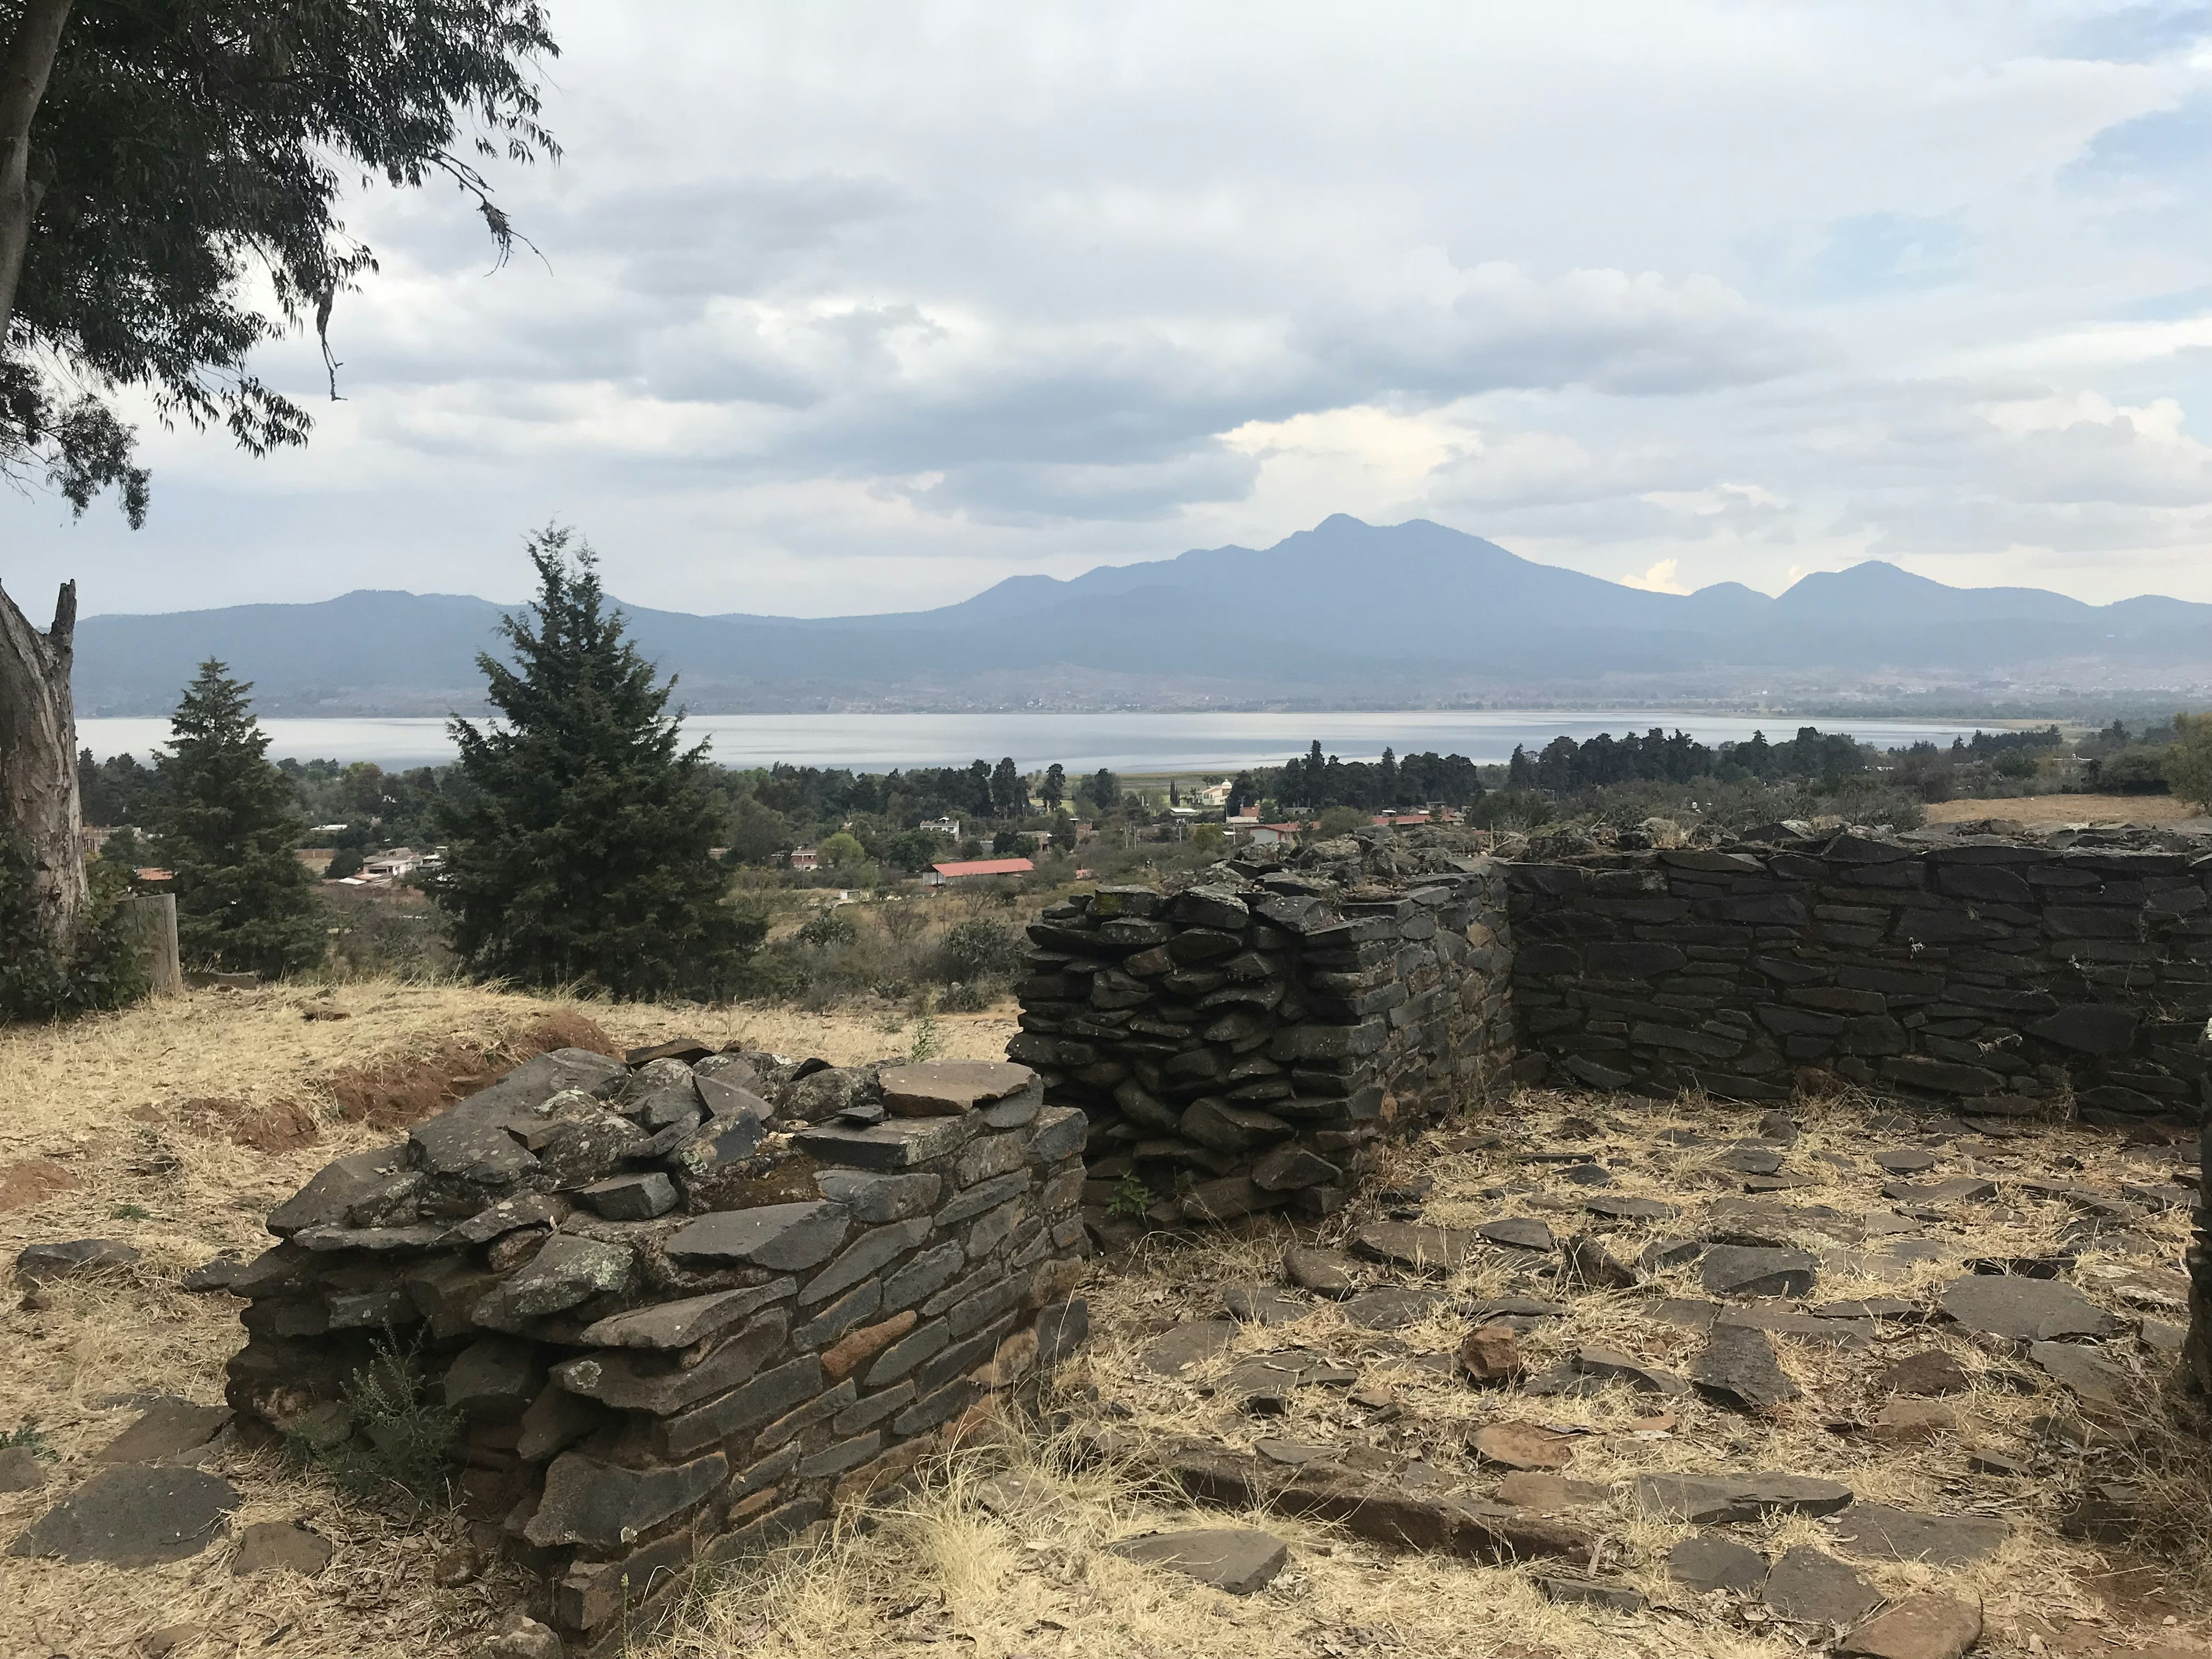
[77,710,2007,773]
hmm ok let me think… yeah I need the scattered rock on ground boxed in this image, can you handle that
[1833,1501,2010,1565]
[1224,1284,1310,1325]
[1667,1533,1768,1594]
[1839,1593,1985,1659]
[474,1612,565,1659]
[1691,1323,1800,1411]
[1470,1421,1579,1470]
[1537,1576,1645,1612]
[1881,1351,1973,1396]
[1108,1527,1289,1594]
[1142,1320,1238,1376]
[0,1446,47,1491]
[1494,1472,1609,1510]
[1283,1245,1358,1298]
[1459,1323,1525,1384]
[230,1520,333,1577]
[1937,1275,2120,1342]
[6,1465,239,1565]
[1342,1285,1448,1330]
[14,1238,142,1283]
[1700,1245,1818,1300]
[2028,1340,2131,1410]
[93,1400,233,1463]
[1762,1543,1883,1625]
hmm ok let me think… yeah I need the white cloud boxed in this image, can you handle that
[7,0,2212,616]
[1622,558,1691,594]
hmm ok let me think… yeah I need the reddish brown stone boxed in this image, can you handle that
[821,1310,917,1381]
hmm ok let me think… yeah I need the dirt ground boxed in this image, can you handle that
[2,987,2207,1659]
[1924,794,2210,829]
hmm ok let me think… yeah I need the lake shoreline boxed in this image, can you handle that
[77,709,2041,775]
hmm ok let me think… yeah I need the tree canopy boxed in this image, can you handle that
[433,527,762,999]
[1,0,558,521]
[156,658,327,977]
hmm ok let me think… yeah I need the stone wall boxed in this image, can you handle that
[222,1046,1088,1653]
[1505,830,2212,1124]
[1009,832,1514,1230]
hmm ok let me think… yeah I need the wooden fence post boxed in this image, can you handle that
[116,892,182,996]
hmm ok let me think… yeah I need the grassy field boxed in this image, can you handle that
[1925,794,2210,828]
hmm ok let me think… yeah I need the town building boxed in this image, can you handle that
[923,856,1033,886]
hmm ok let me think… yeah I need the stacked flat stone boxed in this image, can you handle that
[1010,830,1514,1230]
[1507,827,2212,1120]
[222,1047,1088,1653]
[2189,1024,2211,1403]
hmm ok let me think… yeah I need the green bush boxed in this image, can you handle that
[1314,805,1367,838]
[2098,748,2169,794]
[939,916,1021,982]
[0,842,150,1021]
[796,906,858,947]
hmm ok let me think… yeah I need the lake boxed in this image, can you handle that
[75,710,2012,774]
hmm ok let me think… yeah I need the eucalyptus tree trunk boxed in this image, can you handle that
[0,580,85,956]
[2,4,86,960]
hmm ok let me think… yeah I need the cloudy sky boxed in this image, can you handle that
[8,1,2212,618]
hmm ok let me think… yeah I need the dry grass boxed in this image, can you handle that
[2,988,2206,1659]
[0,981,1014,1659]
[1923,794,2210,828]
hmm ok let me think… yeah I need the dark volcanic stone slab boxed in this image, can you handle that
[1762,1544,1881,1625]
[1691,1323,1801,1411]
[1668,1534,1768,1593]
[1109,1527,1289,1594]
[1351,1222,1491,1272]
[7,1466,239,1565]
[1700,1245,1817,1300]
[1832,1502,2009,1565]
[1343,1285,1450,1330]
[1937,1275,2121,1342]
[1224,1284,1312,1326]
[1585,1194,1680,1222]
[1142,1319,1238,1376]
[1477,1217,1557,1252]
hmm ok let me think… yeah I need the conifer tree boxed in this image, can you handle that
[156,661,325,978]
[433,528,760,998]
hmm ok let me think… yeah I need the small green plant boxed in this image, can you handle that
[1,1419,54,1460]
[908,990,943,1062]
[109,1202,150,1220]
[289,1330,458,1509]
[1105,1172,1153,1219]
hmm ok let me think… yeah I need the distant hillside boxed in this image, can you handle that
[63,516,2212,715]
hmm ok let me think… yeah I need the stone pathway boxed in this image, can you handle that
[1078,1094,2208,1654]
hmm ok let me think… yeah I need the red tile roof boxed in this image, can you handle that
[930,857,1035,878]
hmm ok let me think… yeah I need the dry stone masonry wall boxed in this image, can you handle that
[221,1045,1088,1653]
[1009,832,1514,1230]
[1503,827,2212,1124]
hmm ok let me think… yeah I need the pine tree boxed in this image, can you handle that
[433,528,761,999]
[156,661,325,978]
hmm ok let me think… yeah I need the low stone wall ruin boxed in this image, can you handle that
[1010,840,1514,1230]
[1505,829,2212,1124]
[222,1045,1088,1653]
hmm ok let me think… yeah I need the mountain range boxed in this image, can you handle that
[56,515,2212,716]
